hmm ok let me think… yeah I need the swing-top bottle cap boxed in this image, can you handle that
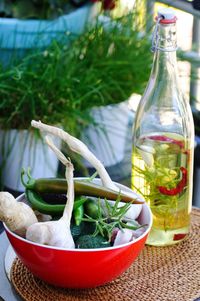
[156,8,177,24]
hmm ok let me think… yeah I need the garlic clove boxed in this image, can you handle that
[113,229,134,246]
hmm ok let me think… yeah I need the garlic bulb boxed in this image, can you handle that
[26,137,75,249]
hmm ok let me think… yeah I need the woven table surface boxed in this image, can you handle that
[11,208,200,301]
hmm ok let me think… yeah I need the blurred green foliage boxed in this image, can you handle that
[0,12,152,136]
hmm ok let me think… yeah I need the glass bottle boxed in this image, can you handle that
[131,8,194,246]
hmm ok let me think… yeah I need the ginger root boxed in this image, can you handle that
[0,192,38,237]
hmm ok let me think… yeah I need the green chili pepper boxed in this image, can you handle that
[73,196,88,210]
[25,190,88,216]
[73,204,84,226]
[21,169,143,204]
[25,189,64,216]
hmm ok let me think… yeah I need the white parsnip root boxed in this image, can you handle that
[0,192,38,237]
[31,120,117,191]
[26,137,75,248]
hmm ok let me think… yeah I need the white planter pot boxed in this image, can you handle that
[82,101,133,167]
[0,130,61,192]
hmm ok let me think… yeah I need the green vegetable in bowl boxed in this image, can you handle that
[73,203,84,226]
[70,223,84,241]
[84,198,99,219]
[76,235,111,249]
[71,221,96,241]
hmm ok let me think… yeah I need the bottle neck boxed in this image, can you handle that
[152,22,178,83]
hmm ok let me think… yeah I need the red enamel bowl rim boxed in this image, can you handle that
[4,179,152,252]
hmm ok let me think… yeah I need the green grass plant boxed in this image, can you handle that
[0,12,152,137]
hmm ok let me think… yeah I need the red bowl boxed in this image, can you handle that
[5,182,152,289]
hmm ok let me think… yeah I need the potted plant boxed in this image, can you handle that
[0,0,101,192]
[0,3,152,192]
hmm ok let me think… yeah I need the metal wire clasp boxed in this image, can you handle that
[151,17,163,52]
[151,17,178,53]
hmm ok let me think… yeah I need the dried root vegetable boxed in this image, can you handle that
[0,192,38,237]
[31,120,138,201]
[31,120,117,190]
[26,137,75,248]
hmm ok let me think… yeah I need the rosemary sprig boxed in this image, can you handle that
[82,196,145,241]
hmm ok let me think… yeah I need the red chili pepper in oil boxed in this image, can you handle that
[158,167,187,196]
[148,135,185,149]
[173,233,187,241]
